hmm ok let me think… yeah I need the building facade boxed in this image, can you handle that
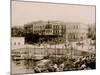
[65,23,88,41]
[24,21,66,36]
[11,37,25,48]
[24,21,66,43]
[24,21,88,43]
[11,37,25,60]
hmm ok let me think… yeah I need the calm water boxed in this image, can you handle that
[11,60,36,74]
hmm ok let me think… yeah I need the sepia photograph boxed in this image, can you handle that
[11,0,96,74]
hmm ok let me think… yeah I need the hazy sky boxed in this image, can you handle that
[12,1,95,26]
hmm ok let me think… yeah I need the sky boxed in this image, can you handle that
[12,1,95,26]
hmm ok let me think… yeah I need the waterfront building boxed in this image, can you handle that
[65,23,88,41]
[24,21,88,42]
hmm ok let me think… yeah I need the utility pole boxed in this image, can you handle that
[55,39,57,63]
[71,44,73,59]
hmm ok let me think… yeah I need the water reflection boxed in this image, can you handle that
[12,59,37,74]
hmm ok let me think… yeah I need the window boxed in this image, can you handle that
[14,42,16,45]
[77,25,78,29]
[18,42,20,45]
